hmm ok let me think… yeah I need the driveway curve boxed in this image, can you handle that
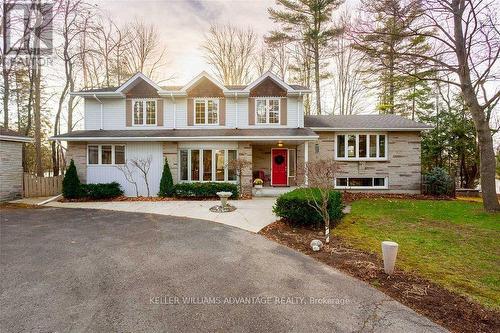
[0,207,447,333]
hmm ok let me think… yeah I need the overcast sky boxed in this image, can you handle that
[94,0,278,84]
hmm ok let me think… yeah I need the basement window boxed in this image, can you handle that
[334,177,388,189]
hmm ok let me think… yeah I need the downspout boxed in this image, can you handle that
[170,92,176,129]
[234,92,238,129]
[297,92,302,128]
[93,94,103,130]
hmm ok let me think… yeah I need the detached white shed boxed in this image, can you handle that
[0,128,32,201]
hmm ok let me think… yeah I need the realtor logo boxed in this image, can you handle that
[3,1,54,56]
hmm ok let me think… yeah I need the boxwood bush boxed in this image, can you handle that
[80,182,123,200]
[273,188,343,227]
[174,182,238,199]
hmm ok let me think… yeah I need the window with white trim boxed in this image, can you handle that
[133,99,156,125]
[179,149,237,182]
[87,144,126,165]
[335,177,388,189]
[132,99,157,126]
[256,98,280,124]
[195,99,219,125]
[336,134,387,160]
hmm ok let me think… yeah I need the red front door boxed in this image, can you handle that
[272,149,288,186]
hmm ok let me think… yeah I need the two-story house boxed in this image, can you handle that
[51,71,430,196]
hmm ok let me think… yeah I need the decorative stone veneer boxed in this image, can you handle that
[66,141,87,183]
[162,142,179,183]
[238,141,253,196]
[0,140,24,201]
[309,131,422,193]
[252,144,299,186]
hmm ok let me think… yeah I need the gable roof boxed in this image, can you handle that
[245,71,293,92]
[180,71,228,93]
[116,72,163,93]
[0,127,32,142]
[305,115,432,131]
[71,72,311,96]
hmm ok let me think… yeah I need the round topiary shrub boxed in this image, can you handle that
[272,188,343,227]
[424,167,454,196]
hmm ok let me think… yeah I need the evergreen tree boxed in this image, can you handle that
[158,158,174,197]
[268,0,343,115]
[62,159,82,198]
[353,0,430,115]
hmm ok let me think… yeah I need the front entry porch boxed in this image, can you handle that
[247,141,311,195]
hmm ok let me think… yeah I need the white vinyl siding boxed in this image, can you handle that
[87,142,163,197]
[83,95,305,130]
[84,98,126,130]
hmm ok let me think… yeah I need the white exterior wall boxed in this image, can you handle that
[83,95,304,130]
[84,98,126,130]
[87,142,163,197]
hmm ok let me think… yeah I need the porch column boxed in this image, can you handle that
[304,142,309,186]
[237,141,253,196]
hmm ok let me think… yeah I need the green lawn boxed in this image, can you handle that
[334,199,500,309]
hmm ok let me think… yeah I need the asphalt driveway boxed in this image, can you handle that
[0,207,447,333]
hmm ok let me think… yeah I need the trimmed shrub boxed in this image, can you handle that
[423,167,454,196]
[273,188,343,227]
[174,182,238,199]
[158,158,174,197]
[81,182,123,200]
[62,159,82,199]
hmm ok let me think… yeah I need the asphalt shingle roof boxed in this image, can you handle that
[304,115,431,130]
[52,128,318,140]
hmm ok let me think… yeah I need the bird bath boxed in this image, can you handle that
[209,191,236,213]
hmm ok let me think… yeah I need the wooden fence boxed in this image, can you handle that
[23,173,63,197]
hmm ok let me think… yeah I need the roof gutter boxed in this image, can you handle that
[309,127,432,132]
[49,135,319,142]
[0,135,33,143]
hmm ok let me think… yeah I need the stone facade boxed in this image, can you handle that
[162,142,179,184]
[237,141,253,196]
[252,144,299,186]
[0,140,24,201]
[66,141,87,183]
[309,131,422,193]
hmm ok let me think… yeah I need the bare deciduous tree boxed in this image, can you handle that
[331,11,369,115]
[116,161,139,197]
[254,42,274,76]
[227,158,252,197]
[124,19,168,80]
[131,156,152,197]
[202,23,257,85]
[303,159,341,243]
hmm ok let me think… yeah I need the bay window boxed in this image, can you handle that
[133,99,156,125]
[335,177,388,189]
[87,144,126,165]
[336,133,387,160]
[256,98,280,124]
[179,149,238,182]
[195,99,219,125]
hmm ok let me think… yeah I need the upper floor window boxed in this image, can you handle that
[88,144,125,165]
[256,98,280,124]
[133,99,156,125]
[195,99,219,125]
[336,134,387,160]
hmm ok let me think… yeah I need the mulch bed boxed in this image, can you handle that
[259,220,499,333]
[58,194,252,203]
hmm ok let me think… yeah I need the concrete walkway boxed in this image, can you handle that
[33,198,277,233]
